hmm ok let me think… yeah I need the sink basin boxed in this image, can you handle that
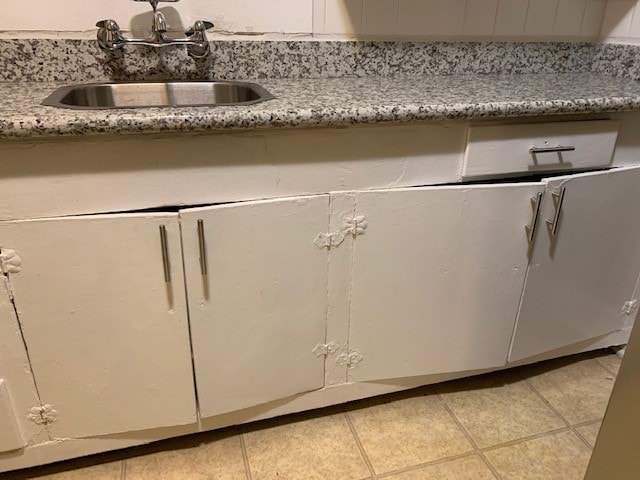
[42,81,274,109]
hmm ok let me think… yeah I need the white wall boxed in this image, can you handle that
[601,0,640,42]
[315,0,608,38]
[0,0,634,41]
[0,0,313,34]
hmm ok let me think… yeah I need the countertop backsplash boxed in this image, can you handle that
[0,39,610,83]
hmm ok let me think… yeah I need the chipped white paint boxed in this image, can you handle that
[0,249,22,275]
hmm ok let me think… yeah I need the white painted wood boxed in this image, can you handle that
[463,0,499,36]
[0,380,24,453]
[0,272,47,447]
[180,196,329,419]
[510,166,640,361]
[463,120,620,179]
[347,183,543,382]
[525,0,560,36]
[554,0,588,36]
[494,0,530,36]
[0,213,196,438]
[0,124,465,221]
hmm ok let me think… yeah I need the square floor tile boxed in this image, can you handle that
[384,455,496,479]
[31,461,122,480]
[439,372,565,448]
[484,431,592,480]
[576,421,602,448]
[596,354,622,375]
[523,357,615,425]
[125,431,246,480]
[347,394,474,474]
[243,412,370,480]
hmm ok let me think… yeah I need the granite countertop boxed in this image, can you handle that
[2,73,640,139]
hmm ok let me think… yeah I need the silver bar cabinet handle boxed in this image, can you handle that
[197,219,208,276]
[526,192,544,243]
[159,225,171,283]
[546,187,566,237]
[529,145,576,154]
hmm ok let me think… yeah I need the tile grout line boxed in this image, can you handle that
[239,432,253,480]
[437,394,502,480]
[479,427,571,454]
[120,459,126,480]
[375,451,480,480]
[520,376,595,450]
[342,411,378,479]
[595,357,619,378]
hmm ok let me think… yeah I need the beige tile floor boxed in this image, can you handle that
[4,349,622,480]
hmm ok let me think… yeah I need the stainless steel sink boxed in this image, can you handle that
[42,81,274,109]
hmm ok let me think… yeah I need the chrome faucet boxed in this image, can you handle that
[97,0,213,59]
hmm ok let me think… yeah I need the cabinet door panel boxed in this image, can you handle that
[0,214,196,438]
[349,184,542,382]
[0,380,24,453]
[510,166,640,361]
[181,196,329,418]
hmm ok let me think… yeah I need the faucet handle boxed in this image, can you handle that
[186,20,214,35]
[96,19,120,30]
[132,0,180,11]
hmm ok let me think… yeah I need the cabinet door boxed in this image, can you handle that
[348,183,542,382]
[181,196,329,418]
[510,166,640,361]
[0,282,44,451]
[0,214,196,438]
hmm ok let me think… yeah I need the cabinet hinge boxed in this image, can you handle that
[27,405,58,425]
[337,350,363,369]
[343,215,368,237]
[314,214,368,250]
[0,249,22,275]
[622,299,638,315]
[313,341,339,357]
[314,232,346,250]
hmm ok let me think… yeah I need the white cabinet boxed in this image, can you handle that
[510,166,640,361]
[345,183,543,382]
[0,380,24,453]
[0,213,196,438]
[180,196,330,418]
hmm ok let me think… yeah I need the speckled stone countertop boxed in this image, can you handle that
[2,73,640,140]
